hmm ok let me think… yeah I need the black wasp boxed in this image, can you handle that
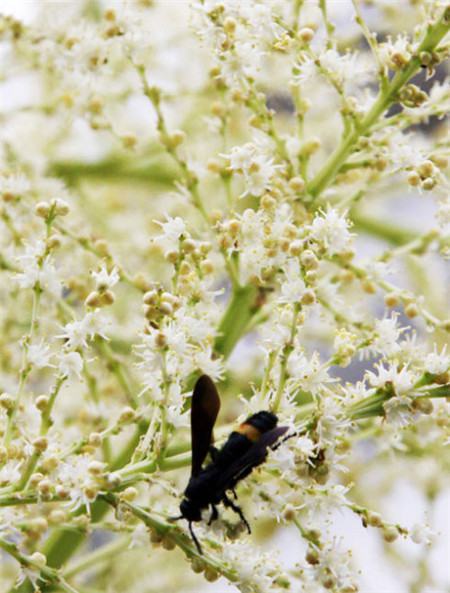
[173,374,289,554]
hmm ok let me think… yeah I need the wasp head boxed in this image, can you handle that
[180,498,202,522]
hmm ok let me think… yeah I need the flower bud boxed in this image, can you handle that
[85,291,102,308]
[55,485,70,499]
[361,279,376,294]
[0,392,15,410]
[121,486,138,502]
[300,249,318,269]
[282,504,296,522]
[289,176,305,192]
[88,460,105,476]
[204,567,219,582]
[49,509,67,524]
[94,239,110,256]
[119,406,136,424]
[143,289,158,305]
[407,171,421,187]
[298,27,315,43]
[30,517,48,533]
[150,529,163,544]
[421,177,435,191]
[382,525,399,542]
[37,479,52,495]
[367,511,383,527]
[191,558,205,573]
[159,302,173,316]
[100,290,115,306]
[301,290,316,305]
[35,201,51,218]
[33,436,48,452]
[88,432,102,447]
[200,259,214,274]
[384,293,399,308]
[53,198,70,216]
[405,302,419,318]
[29,552,47,568]
[47,234,62,249]
[162,536,176,550]
[30,472,44,487]
[412,397,433,414]
[305,547,320,565]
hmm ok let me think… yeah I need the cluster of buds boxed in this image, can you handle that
[166,237,214,290]
[143,287,181,326]
[85,263,119,308]
[407,159,442,191]
[419,49,444,77]
[35,198,70,223]
[358,508,406,543]
[399,84,428,108]
[189,556,219,582]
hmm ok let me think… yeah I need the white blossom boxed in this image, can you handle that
[58,351,83,380]
[91,264,120,290]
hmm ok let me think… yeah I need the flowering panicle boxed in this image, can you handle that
[0,2,449,593]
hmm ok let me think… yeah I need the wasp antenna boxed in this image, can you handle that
[189,521,203,555]
[168,514,184,522]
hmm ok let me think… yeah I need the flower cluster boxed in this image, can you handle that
[0,2,449,593]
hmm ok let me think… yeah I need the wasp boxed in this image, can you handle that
[173,374,289,554]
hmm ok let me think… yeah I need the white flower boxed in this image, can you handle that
[27,341,53,369]
[0,461,22,486]
[279,259,306,303]
[193,347,224,381]
[424,345,449,375]
[223,142,279,197]
[91,264,120,290]
[309,208,353,256]
[294,435,317,460]
[15,243,62,297]
[0,172,31,196]
[58,351,83,380]
[166,405,189,429]
[383,395,413,426]
[58,312,109,349]
[153,216,186,255]
[371,314,406,357]
[411,522,435,545]
[287,350,335,396]
[366,362,415,395]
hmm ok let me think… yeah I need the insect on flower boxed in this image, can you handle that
[172,375,290,554]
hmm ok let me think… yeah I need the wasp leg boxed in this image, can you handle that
[209,445,219,461]
[207,504,219,526]
[230,487,238,500]
[189,521,203,555]
[223,494,251,534]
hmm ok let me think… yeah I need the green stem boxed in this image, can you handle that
[63,536,131,579]
[4,285,41,445]
[308,9,450,198]
[271,305,300,412]
[351,211,417,245]
[213,284,259,358]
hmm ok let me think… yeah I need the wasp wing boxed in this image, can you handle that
[190,374,221,477]
[215,425,289,493]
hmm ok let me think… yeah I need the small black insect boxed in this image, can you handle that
[173,374,289,554]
